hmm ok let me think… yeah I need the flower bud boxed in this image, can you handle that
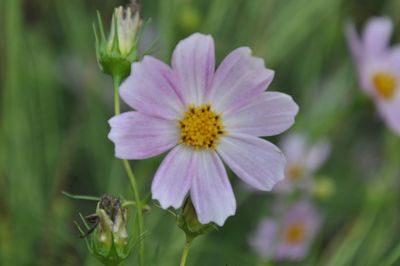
[177,198,216,240]
[93,208,114,258]
[112,208,129,258]
[81,195,133,266]
[94,6,143,79]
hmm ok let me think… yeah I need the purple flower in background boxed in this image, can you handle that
[274,134,330,194]
[249,200,321,261]
[346,17,400,135]
[249,219,277,259]
[108,33,299,226]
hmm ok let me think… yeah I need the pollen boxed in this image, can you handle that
[178,104,224,149]
[284,223,306,244]
[372,72,396,99]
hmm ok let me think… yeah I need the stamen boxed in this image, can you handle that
[284,223,306,244]
[178,104,224,149]
[287,164,304,181]
[372,72,396,99]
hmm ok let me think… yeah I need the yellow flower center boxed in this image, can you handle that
[372,72,396,99]
[284,223,306,244]
[287,164,304,181]
[178,104,224,149]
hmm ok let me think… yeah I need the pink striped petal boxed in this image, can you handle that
[151,145,194,209]
[223,92,299,137]
[207,47,274,114]
[108,112,179,159]
[172,33,215,105]
[120,56,185,120]
[217,134,286,191]
[363,17,393,57]
[190,150,236,226]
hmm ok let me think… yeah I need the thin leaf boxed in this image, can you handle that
[61,191,100,201]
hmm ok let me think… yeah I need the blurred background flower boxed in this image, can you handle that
[346,17,400,135]
[249,200,321,262]
[274,133,330,194]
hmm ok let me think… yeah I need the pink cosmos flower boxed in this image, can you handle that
[346,17,400,134]
[249,200,321,261]
[274,134,330,194]
[108,33,299,226]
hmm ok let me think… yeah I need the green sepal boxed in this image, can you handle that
[177,198,217,240]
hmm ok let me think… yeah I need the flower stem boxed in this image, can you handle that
[113,76,121,115]
[179,237,193,266]
[122,159,145,258]
[112,75,145,266]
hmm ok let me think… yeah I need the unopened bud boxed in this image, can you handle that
[94,6,143,79]
[78,195,133,266]
[177,198,215,240]
[112,208,129,258]
[113,7,142,57]
[93,208,114,258]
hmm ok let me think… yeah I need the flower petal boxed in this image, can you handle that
[207,47,274,114]
[345,21,363,65]
[249,218,278,259]
[217,133,286,191]
[190,150,236,226]
[377,97,400,135]
[305,139,331,171]
[108,112,179,159]
[363,17,393,56]
[388,45,400,69]
[120,56,185,120]
[172,33,215,105]
[151,145,194,209]
[223,92,299,137]
[280,134,306,165]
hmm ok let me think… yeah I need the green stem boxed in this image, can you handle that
[113,76,121,115]
[179,237,193,266]
[122,159,145,253]
[112,75,145,266]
